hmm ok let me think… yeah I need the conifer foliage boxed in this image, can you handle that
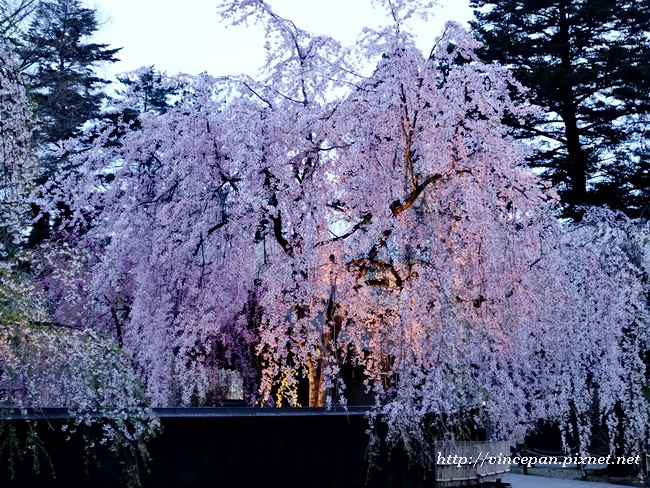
[19,0,119,147]
[15,0,119,245]
[470,0,650,218]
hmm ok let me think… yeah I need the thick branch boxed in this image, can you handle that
[29,321,82,330]
[399,83,418,191]
[349,258,403,288]
[270,212,291,254]
[111,307,124,348]
[391,174,442,217]
[193,218,228,256]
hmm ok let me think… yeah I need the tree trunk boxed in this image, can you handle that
[307,357,325,407]
[558,2,588,212]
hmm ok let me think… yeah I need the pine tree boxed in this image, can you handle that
[16,0,119,245]
[117,66,177,117]
[470,0,650,218]
[19,0,119,148]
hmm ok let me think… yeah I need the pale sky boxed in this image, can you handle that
[86,0,474,81]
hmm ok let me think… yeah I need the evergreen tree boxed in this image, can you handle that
[117,66,177,118]
[16,0,118,245]
[470,0,650,218]
[19,0,119,149]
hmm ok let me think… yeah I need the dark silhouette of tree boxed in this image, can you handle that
[19,0,118,147]
[470,0,650,218]
[15,0,119,245]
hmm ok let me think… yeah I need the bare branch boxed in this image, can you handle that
[241,81,273,109]
[316,212,372,247]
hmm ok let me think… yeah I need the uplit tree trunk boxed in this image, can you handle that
[307,356,325,407]
[306,291,338,407]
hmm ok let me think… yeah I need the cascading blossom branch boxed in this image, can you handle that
[48,0,649,462]
[0,45,37,257]
[0,43,158,484]
[0,269,159,483]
